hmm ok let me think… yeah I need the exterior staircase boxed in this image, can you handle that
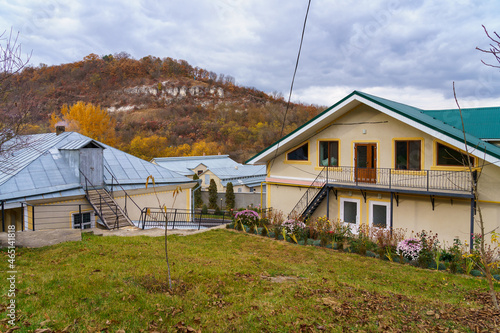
[301,186,329,218]
[86,188,134,229]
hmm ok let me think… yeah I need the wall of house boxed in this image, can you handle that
[112,184,192,222]
[267,103,500,245]
[24,197,95,231]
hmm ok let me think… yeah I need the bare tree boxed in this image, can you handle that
[0,28,36,170]
[453,83,499,311]
[476,25,500,69]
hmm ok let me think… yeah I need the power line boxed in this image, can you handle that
[270,0,312,169]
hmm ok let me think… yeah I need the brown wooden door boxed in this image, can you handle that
[355,143,377,183]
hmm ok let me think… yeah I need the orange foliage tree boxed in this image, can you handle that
[50,101,117,146]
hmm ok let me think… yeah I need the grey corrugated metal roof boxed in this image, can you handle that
[221,176,266,188]
[0,132,194,202]
[152,155,239,175]
[209,165,266,179]
[0,132,72,186]
[59,139,105,150]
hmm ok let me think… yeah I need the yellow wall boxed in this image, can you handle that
[267,103,500,245]
[113,184,191,221]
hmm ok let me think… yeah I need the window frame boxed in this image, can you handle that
[286,142,309,162]
[339,197,360,234]
[368,200,390,230]
[73,212,93,230]
[318,140,339,167]
[395,140,421,170]
[436,142,475,167]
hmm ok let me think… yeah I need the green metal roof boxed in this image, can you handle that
[246,91,500,164]
[422,107,500,140]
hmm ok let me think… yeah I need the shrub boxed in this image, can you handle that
[396,238,422,261]
[225,182,235,210]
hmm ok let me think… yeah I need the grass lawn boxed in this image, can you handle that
[1,228,499,332]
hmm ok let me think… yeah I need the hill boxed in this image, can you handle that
[6,53,322,162]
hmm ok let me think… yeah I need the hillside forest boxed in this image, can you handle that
[4,52,323,162]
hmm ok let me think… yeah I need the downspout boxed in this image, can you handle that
[260,182,266,209]
[1,201,4,232]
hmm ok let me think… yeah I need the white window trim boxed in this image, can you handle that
[368,201,390,230]
[339,197,360,233]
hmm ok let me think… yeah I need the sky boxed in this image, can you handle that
[1,0,500,109]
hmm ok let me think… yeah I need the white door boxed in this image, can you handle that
[369,201,390,230]
[340,197,360,233]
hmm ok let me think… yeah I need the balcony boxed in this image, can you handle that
[291,166,474,218]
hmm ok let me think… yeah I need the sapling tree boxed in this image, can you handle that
[453,83,499,310]
[146,175,182,289]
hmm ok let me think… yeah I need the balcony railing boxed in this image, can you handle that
[290,166,474,217]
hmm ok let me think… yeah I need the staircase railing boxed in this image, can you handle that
[103,164,142,219]
[289,167,328,218]
[80,170,121,229]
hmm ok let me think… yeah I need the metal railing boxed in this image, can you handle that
[103,164,142,218]
[291,166,474,216]
[80,170,122,229]
[139,208,231,230]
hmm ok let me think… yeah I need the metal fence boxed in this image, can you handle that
[139,208,231,230]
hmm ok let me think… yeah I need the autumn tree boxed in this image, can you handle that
[128,135,169,161]
[50,101,117,146]
[208,179,218,210]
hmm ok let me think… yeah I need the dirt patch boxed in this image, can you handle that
[89,224,227,237]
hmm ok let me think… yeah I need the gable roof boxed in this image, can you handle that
[0,132,193,202]
[246,91,500,166]
[152,155,239,176]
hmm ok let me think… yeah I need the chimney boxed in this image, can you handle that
[56,126,65,135]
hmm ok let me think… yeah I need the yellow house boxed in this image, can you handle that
[0,131,196,232]
[246,91,500,246]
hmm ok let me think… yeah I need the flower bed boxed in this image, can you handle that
[226,210,500,280]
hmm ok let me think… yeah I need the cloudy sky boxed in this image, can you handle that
[1,0,499,109]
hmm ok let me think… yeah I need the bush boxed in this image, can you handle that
[201,204,208,215]
[470,269,485,277]
[396,238,422,261]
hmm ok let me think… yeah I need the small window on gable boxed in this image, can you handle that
[437,143,474,167]
[319,141,339,167]
[287,143,308,161]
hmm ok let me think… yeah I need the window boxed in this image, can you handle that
[197,170,203,176]
[395,140,421,170]
[319,141,339,167]
[287,143,308,161]
[369,201,390,229]
[73,212,92,229]
[437,143,474,166]
[205,174,210,184]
